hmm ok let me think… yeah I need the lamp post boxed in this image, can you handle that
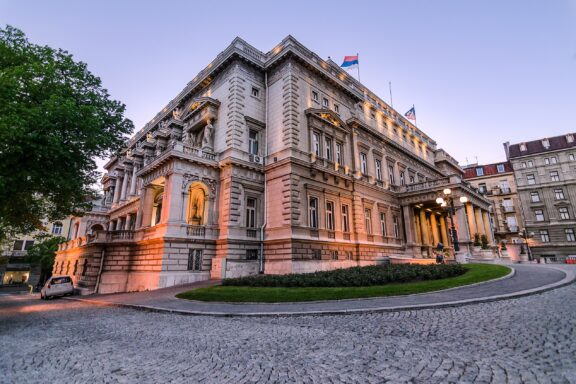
[436,188,468,253]
[520,228,534,261]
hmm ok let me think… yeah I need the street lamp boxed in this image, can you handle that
[436,188,468,253]
[520,228,534,261]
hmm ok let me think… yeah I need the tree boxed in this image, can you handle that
[25,236,65,285]
[0,26,133,241]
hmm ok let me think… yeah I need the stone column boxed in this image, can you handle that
[455,205,471,243]
[475,207,485,236]
[129,164,138,196]
[352,129,361,178]
[440,215,449,245]
[139,186,155,228]
[164,173,185,224]
[419,209,430,246]
[112,177,121,204]
[120,172,129,201]
[430,213,440,247]
[414,210,422,244]
[466,203,477,238]
[124,214,132,230]
[482,210,493,244]
[402,206,415,244]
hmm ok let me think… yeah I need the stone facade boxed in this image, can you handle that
[505,133,576,262]
[55,36,491,293]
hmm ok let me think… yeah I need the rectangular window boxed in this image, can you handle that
[400,171,405,186]
[534,209,545,222]
[559,207,570,220]
[330,250,338,260]
[496,164,505,173]
[409,176,415,184]
[393,215,400,238]
[187,249,203,271]
[312,91,318,102]
[323,97,329,108]
[551,157,558,164]
[334,104,340,114]
[499,181,510,193]
[345,251,352,260]
[326,201,335,230]
[364,209,372,234]
[479,183,487,194]
[309,197,319,229]
[336,143,343,164]
[13,240,24,251]
[312,132,320,156]
[527,160,534,167]
[555,189,565,200]
[570,154,575,161]
[475,167,484,176]
[375,159,382,180]
[312,249,321,260]
[52,223,63,235]
[360,152,367,174]
[544,158,550,165]
[325,137,333,160]
[246,249,258,260]
[380,212,387,236]
[24,240,34,250]
[388,165,395,185]
[566,229,576,242]
[530,192,540,203]
[248,130,259,155]
[526,174,536,185]
[251,87,260,98]
[341,205,350,232]
[246,197,257,228]
[521,162,526,168]
[550,171,560,182]
[540,230,550,243]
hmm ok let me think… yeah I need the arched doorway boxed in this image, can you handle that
[151,191,164,226]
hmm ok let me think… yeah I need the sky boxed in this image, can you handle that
[1,0,575,167]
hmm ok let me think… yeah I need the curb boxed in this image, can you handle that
[66,265,575,318]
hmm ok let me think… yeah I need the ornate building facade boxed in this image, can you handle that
[505,133,576,262]
[55,36,492,294]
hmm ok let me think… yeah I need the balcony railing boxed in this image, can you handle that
[502,205,515,212]
[246,229,258,238]
[398,177,450,193]
[507,225,519,232]
[186,225,206,237]
[107,230,134,241]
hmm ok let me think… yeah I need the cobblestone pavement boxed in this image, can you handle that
[1,284,576,383]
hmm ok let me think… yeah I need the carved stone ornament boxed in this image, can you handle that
[146,132,156,143]
[181,173,217,194]
[172,107,182,120]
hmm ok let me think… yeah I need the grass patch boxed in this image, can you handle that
[176,264,511,303]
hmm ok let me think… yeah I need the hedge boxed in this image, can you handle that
[222,263,468,288]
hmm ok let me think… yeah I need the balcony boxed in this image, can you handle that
[507,225,519,233]
[186,225,206,237]
[502,205,515,213]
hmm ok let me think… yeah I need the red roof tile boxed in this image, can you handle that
[463,161,512,179]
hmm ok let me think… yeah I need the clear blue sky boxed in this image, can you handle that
[2,0,575,166]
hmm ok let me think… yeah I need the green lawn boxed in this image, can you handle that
[176,264,511,303]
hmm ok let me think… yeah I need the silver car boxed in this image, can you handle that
[40,276,74,299]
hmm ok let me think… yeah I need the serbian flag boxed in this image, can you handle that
[404,107,416,121]
[341,55,359,69]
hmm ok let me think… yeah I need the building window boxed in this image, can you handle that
[360,152,368,174]
[566,229,576,242]
[393,215,400,238]
[380,212,387,236]
[567,134,574,143]
[544,158,550,165]
[520,143,527,151]
[475,167,484,176]
[551,157,558,164]
[526,174,536,185]
[336,143,343,164]
[521,162,526,168]
[246,249,258,260]
[326,201,335,230]
[542,138,550,148]
[399,171,405,186]
[311,249,321,260]
[312,132,320,156]
[323,97,329,108]
[527,160,534,167]
[496,164,505,173]
[409,176,415,184]
[312,91,318,102]
[51,222,63,235]
[341,205,350,232]
[534,209,545,222]
[24,240,34,251]
[246,197,257,228]
[559,207,570,220]
[13,240,24,251]
[569,154,575,161]
[479,183,487,194]
[375,159,382,180]
[334,104,340,114]
[364,209,372,234]
[550,171,560,182]
[251,87,260,98]
[330,250,338,260]
[309,197,319,229]
[540,230,550,243]
[249,130,259,155]
[530,192,540,203]
[187,249,203,271]
[555,189,565,200]
[82,259,88,276]
[325,137,333,160]
[388,165,395,185]
[345,251,353,260]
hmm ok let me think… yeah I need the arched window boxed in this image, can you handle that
[90,224,104,235]
[151,192,164,226]
[72,222,80,239]
[187,183,208,225]
[51,222,63,235]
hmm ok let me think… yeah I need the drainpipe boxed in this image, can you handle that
[94,249,106,294]
[259,72,269,274]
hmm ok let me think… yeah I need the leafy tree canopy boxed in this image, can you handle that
[0,26,133,241]
[25,235,65,274]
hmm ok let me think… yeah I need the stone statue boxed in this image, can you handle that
[146,132,155,143]
[188,187,206,225]
[201,119,214,149]
[159,120,168,130]
[182,130,192,146]
[172,107,182,120]
[126,149,133,159]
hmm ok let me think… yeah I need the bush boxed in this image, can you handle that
[500,241,507,251]
[480,234,489,249]
[222,263,468,288]
[473,233,481,246]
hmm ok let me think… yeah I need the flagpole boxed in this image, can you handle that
[356,52,360,83]
[413,104,417,127]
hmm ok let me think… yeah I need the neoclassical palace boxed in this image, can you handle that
[55,36,493,294]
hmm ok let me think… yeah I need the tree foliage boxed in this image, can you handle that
[25,236,65,274]
[0,26,133,241]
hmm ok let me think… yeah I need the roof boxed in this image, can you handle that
[463,161,512,179]
[507,133,576,158]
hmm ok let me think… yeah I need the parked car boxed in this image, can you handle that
[40,276,74,299]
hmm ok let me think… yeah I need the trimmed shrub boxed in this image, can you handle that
[500,241,507,251]
[473,233,481,246]
[222,263,468,288]
[481,234,489,249]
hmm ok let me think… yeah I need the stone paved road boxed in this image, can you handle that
[1,284,576,383]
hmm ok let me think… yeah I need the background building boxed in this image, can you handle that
[505,133,576,262]
[55,36,492,294]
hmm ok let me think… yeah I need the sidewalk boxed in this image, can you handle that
[68,264,576,317]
